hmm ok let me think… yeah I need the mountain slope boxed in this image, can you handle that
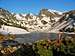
[0,8,75,33]
[50,10,75,32]
[0,25,29,34]
[0,8,63,33]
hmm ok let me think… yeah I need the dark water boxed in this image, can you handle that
[15,32,74,43]
[15,32,59,43]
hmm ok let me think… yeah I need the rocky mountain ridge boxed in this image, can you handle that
[0,8,75,33]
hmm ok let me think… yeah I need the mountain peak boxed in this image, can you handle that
[48,9,63,15]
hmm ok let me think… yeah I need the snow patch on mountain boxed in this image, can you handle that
[14,14,26,20]
[54,17,61,21]
[48,9,63,15]
[0,25,29,34]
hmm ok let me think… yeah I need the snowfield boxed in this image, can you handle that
[0,25,29,34]
[48,9,63,15]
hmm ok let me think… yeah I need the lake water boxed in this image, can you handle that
[15,32,74,43]
[15,32,60,43]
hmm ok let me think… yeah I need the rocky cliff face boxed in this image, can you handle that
[51,10,75,32]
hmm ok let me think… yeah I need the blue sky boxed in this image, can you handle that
[0,0,75,14]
